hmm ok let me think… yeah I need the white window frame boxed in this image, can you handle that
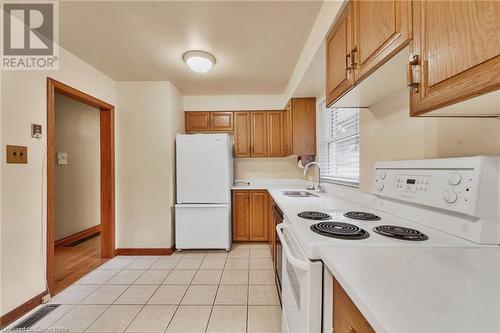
[317,100,360,188]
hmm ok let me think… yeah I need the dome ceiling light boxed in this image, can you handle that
[183,50,216,73]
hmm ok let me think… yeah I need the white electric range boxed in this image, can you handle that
[273,156,500,333]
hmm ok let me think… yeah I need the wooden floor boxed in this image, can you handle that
[53,235,109,295]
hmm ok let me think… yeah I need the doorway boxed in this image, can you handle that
[46,78,115,295]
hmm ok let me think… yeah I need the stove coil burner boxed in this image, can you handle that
[297,211,331,220]
[344,211,381,221]
[310,222,370,240]
[373,225,429,241]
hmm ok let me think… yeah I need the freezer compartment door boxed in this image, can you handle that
[176,134,233,203]
[175,204,232,250]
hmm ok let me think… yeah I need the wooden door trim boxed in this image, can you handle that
[46,78,115,295]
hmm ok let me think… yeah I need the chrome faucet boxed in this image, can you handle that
[303,162,326,193]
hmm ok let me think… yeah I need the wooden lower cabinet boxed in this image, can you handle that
[268,196,276,259]
[232,190,268,242]
[232,191,250,241]
[333,278,375,333]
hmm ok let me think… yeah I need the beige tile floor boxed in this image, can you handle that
[19,243,281,333]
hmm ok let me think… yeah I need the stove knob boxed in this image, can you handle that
[444,190,458,204]
[448,173,462,186]
[377,170,387,179]
[376,181,384,191]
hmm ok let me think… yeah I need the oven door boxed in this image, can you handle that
[276,223,322,333]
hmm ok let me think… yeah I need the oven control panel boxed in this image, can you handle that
[374,170,475,214]
[372,156,499,219]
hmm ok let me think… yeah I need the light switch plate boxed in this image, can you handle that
[57,152,68,165]
[7,145,28,164]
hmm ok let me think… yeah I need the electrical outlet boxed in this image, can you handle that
[6,145,28,164]
[32,123,42,138]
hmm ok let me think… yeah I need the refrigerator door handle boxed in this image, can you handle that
[175,204,229,208]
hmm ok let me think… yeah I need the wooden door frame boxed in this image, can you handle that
[46,78,115,294]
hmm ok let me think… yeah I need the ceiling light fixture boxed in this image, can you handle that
[183,50,216,73]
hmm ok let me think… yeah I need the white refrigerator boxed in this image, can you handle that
[175,133,233,250]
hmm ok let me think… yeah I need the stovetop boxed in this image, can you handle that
[275,191,478,260]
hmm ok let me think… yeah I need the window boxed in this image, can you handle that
[318,101,360,187]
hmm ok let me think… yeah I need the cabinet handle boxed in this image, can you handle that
[346,327,355,333]
[346,53,352,71]
[350,46,357,70]
[407,55,419,93]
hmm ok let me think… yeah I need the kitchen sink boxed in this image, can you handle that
[282,191,318,197]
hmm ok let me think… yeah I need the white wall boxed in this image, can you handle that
[358,90,500,192]
[116,82,184,249]
[0,47,116,316]
[55,94,100,240]
[235,156,303,179]
[184,95,284,111]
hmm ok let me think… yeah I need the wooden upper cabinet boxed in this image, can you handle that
[249,191,268,241]
[210,112,233,131]
[250,112,268,157]
[326,2,354,107]
[234,112,251,157]
[410,1,500,116]
[283,102,293,156]
[185,112,210,132]
[185,111,234,132]
[267,111,284,157]
[232,191,250,241]
[353,0,411,81]
[286,98,316,156]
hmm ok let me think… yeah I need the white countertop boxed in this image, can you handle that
[231,178,308,190]
[318,246,500,333]
[230,179,500,332]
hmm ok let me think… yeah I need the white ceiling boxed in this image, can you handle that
[59,1,323,95]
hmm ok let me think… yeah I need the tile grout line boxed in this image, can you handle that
[120,258,171,333]
[204,250,228,333]
[162,251,189,333]
[163,250,205,332]
[81,256,153,332]
[247,245,251,333]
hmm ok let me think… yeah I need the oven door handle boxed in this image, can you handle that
[276,223,310,272]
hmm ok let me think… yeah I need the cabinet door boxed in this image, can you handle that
[290,98,316,156]
[268,196,276,261]
[410,1,500,116]
[267,111,284,157]
[232,191,249,241]
[250,112,268,157]
[210,112,233,131]
[326,2,355,107]
[234,112,251,157]
[333,278,375,333]
[249,191,268,241]
[283,102,293,156]
[185,112,210,132]
[353,0,411,81]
